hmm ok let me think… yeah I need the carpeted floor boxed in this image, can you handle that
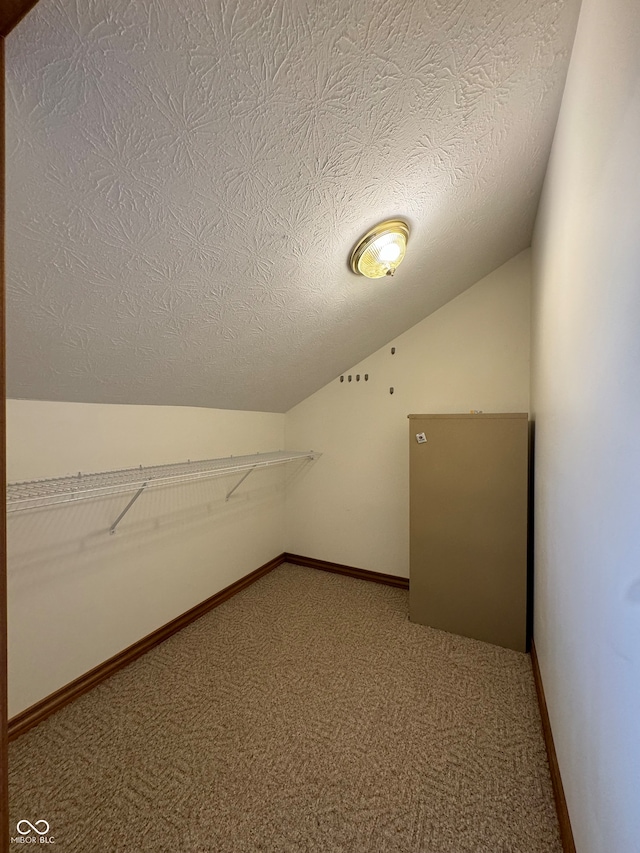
[9,564,561,852]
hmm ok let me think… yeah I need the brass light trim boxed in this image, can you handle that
[350,219,410,278]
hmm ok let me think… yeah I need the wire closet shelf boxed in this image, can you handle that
[6,450,321,515]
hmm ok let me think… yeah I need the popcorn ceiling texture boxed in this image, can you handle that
[5,0,581,413]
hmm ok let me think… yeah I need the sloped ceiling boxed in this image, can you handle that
[5,0,582,413]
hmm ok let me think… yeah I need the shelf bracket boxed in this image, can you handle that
[7,450,321,515]
[109,484,147,534]
[225,467,255,501]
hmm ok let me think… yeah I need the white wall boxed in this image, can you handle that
[7,401,286,717]
[285,250,531,575]
[530,0,640,850]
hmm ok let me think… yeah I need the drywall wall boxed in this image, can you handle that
[530,0,640,850]
[285,249,531,575]
[6,401,287,716]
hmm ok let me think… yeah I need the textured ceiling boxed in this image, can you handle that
[5,0,582,413]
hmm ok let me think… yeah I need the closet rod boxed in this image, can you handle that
[7,450,321,513]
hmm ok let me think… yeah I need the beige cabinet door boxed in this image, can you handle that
[409,414,528,652]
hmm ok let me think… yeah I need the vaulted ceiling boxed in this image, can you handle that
[5,0,582,412]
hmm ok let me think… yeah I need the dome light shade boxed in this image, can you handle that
[350,219,410,278]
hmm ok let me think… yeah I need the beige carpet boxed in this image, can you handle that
[9,564,561,852]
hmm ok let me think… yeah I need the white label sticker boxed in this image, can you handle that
[416,433,427,444]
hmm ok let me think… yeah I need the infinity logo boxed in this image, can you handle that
[17,820,50,836]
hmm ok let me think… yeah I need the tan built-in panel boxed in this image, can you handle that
[409,414,528,652]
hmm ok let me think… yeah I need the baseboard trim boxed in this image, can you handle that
[530,639,576,853]
[8,553,286,741]
[284,553,409,589]
[9,552,407,740]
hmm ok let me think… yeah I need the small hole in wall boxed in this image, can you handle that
[356,374,360,381]
[391,347,396,354]
[340,375,344,382]
[365,374,369,381]
[390,387,394,395]
[348,375,352,382]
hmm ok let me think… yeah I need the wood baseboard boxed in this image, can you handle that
[284,552,409,589]
[530,639,576,853]
[9,552,407,740]
[8,553,286,741]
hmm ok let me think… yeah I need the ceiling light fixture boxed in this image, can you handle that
[350,219,410,279]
